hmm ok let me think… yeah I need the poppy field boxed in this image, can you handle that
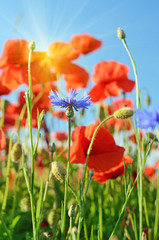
[0,27,159,240]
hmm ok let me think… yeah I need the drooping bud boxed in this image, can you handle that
[11,143,22,162]
[145,95,151,106]
[47,210,59,227]
[51,161,66,183]
[65,106,74,118]
[68,205,75,217]
[117,28,126,39]
[49,142,56,153]
[114,107,135,119]
[28,40,36,51]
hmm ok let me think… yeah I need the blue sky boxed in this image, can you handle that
[0,0,159,109]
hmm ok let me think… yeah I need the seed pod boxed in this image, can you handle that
[114,107,135,119]
[52,161,66,183]
[11,143,22,162]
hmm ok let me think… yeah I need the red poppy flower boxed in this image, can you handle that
[154,159,159,169]
[70,123,127,176]
[0,71,11,95]
[0,39,89,91]
[143,166,156,178]
[52,111,68,121]
[129,131,143,144]
[89,61,135,102]
[70,33,102,54]
[4,82,56,129]
[0,128,6,150]
[64,68,89,91]
[92,155,133,183]
[52,132,68,141]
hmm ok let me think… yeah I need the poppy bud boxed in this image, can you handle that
[72,226,78,235]
[117,28,126,39]
[114,107,135,119]
[68,205,75,217]
[145,95,151,106]
[47,210,59,227]
[51,161,66,183]
[19,195,30,212]
[28,40,36,51]
[49,142,56,153]
[65,106,74,118]
[89,170,94,177]
[11,143,22,162]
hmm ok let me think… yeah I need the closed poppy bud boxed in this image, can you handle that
[52,161,66,183]
[72,226,78,235]
[19,195,30,212]
[117,28,126,39]
[114,107,135,119]
[28,40,36,51]
[49,142,56,152]
[47,210,59,227]
[68,205,75,217]
[11,143,22,162]
[89,170,94,177]
[65,106,74,118]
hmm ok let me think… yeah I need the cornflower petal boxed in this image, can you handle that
[49,88,91,111]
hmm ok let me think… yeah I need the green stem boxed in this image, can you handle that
[77,174,93,240]
[26,45,37,240]
[109,171,140,239]
[37,151,53,233]
[122,39,140,109]
[121,38,143,240]
[1,133,14,212]
[62,117,72,240]
[22,150,37,240]
[154,169,159,240]
[98,187,103,240]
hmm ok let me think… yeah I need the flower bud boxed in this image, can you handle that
[117,28,126,39]
[72,226,78,235]
[89,170,94,177]
[28,40,36,51]
[52,161,66,183]
[11,143,22,162]
[68,205,75,217]
[47,210,59,227]
[65,106,74,118]
[19,195,30,212]
[114,107,135,119]
[49,142,56,153]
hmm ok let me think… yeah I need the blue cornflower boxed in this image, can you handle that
[135,108,159,130]
[49,88,91,111]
